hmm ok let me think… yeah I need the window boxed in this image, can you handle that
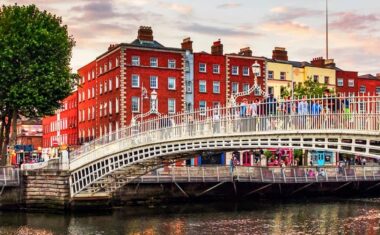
[150,57,158,67]
[92,70,95,79]
[109,100,112,114]
[150,76,158,89]
[232,66,239,75]
[104,64,107,73]
[313,75,319,83]
[92,87,95,98]
[132,74,140,88]
[109,61,112,70]
[109,79,112,91]
[87,108,91,120]
[116,57,119,67]
[168,59,176,69]
[100,66,103,74]
[168,77,176,90]
[186,81,192,93]
[99,104,103,117]
[168,99,176,114]
[92,106,95,119]
[280,72,286,80]
[199,63,206,73]
[360,85,366,93]
[268,86,274,95]
[78,92,81,102]
[132,97,140,112]
[92,128,95,139]
[324,76,329,84]
[348,79,354,87]
[376,87,380,95]
[243,66,249,76]
[103,102,107,115]
[87,72,90,81]
[132,56,140,66]
[104,81,108,92]
[82,91,85,101]
[115,76,119,89]
[100,83,103,94]
[199,101,207,114]
[87,89,91,99]
[213,81,220,94]
[115,98,119,113]
[243,83,249,92]
[337,78,343,87]
[199,80,206,93]
[232,82,239,94]
[213,64,220,74]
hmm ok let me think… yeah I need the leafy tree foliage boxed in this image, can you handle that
[0,4,75,164]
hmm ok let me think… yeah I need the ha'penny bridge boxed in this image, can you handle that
[4,94,380,204]
[66,95,380,198]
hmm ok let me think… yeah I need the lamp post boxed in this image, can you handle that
[229,60,264,107]
[132,87,159,128]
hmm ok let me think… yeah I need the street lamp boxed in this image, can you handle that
[132,88,160,127]
[229,60,265,107]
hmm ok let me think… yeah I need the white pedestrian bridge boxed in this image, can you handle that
[68,95,380,197]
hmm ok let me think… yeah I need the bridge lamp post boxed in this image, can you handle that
[229,61,264,107]
[131,88,159,127]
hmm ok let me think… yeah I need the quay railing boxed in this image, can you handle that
[0,167,20,188]
[126,166,380,184]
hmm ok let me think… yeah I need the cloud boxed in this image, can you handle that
[157,2,193,15]
[268,6,323,22]
[330,12,379,31]
[70,1,119,21]
[217,3,241,9]
[182,23,261,37]
[261,21,311,34]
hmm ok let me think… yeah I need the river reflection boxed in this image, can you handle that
[1,198,380,235]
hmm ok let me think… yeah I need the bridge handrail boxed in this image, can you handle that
[133,165,380,183]
[70,94,380,163]
[0,167,20,187]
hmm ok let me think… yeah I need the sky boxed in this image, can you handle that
[3,0,380,75]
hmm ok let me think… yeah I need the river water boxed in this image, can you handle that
[1,198,380,235]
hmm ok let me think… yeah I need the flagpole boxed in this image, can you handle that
[326,0,329,60]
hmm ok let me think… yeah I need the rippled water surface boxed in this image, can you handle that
[1,198,380,235]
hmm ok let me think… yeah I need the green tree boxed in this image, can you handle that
[0,4,75,164]
[294,77,332,98]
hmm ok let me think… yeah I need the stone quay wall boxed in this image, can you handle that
[22,170,71,210]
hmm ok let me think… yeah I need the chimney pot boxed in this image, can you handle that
[137,26,153,41]
[181,37,193,52]
[211,40,223,55]
[238,47,252,56]
[272,47,288,61]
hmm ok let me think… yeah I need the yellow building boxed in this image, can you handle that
[266,48,336,97]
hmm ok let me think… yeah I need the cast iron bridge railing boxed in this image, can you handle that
[68,94,380,197]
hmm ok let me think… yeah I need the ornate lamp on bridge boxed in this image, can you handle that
[229,61,265,107]
[131,88,160,126]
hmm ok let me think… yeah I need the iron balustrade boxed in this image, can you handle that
[127,165,380,184]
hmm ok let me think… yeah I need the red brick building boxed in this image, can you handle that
[358,74,380,95]
[77,61,96,143]
[193,40,227,109]
[42,91,78,147]
[17,117,43,149]
[336,70,358,95]
[226,48,266,104]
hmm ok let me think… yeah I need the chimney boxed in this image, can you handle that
[324,59,335,68]
[311,57,326,68]
[137,26,153,41]
[181,37,193,52]
[272,47,288,61]
[211,39,223,55]
[238,47,252,57]
[108,44,117,51]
